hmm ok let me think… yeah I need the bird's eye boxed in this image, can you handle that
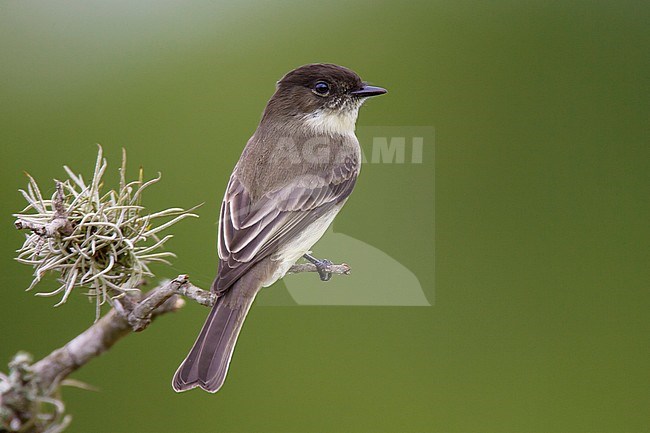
[313,81,330,96]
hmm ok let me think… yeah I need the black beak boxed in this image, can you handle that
[350,85,387,97]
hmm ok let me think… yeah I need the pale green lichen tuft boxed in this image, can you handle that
[13,145,199,319]
[0,352,72,433]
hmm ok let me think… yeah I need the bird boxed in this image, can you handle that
[172,63,387,393]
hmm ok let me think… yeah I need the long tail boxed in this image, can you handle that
[172,283,258,393]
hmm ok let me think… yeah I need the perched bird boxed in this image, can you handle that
[172,63,387,393]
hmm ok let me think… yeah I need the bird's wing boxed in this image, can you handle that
[214,155,359,295]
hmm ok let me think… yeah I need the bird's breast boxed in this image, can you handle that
[263,204,343,287]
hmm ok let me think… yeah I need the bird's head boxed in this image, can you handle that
[261,63,387,135]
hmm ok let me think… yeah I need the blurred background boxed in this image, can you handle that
[1,1,648,432]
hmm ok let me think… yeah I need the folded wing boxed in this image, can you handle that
[214,155,359,295]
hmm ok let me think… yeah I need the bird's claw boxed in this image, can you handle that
[315,259,333,281]
[303,254,333,282]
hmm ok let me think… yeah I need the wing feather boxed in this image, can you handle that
[213,156,358,295]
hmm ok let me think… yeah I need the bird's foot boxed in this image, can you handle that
[302,254,333,281]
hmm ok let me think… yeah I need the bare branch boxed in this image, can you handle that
[126,275,194,331]
[0,277,185,431]
[5,261,351,392]
[175,280,217,308]
[1,262,352,431]
[288,262,351,275]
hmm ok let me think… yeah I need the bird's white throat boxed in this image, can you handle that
[302,107,360,135]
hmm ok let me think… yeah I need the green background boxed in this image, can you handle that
[1,1,648,432]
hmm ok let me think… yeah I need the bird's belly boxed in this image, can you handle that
[262,206,341,287]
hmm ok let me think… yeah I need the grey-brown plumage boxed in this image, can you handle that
[172,63,386,393]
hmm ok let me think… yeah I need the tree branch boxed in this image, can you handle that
[287,262,351,275]
[1,276,190,431]
[4,264,351,395]
[1,262,350,431]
